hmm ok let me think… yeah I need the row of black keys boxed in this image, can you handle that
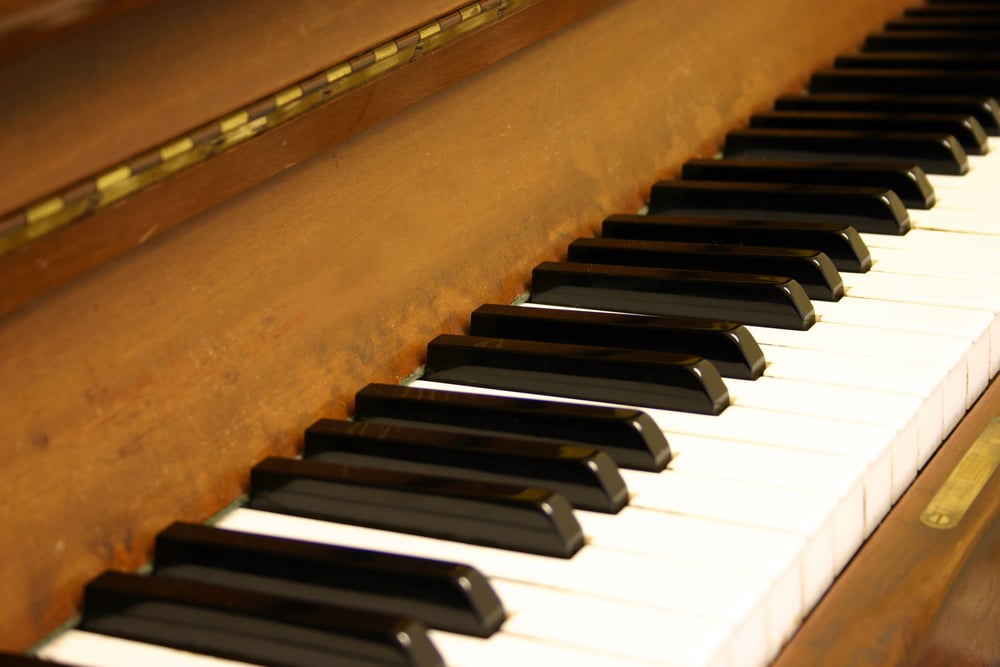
[13,4,1000,667]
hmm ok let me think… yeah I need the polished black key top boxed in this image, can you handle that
[835,52,1000,71]
[724,129,968,175]
[810,70,1000,110]
[773,93,1000,135]
[304,419,628,513]
[469,303,765,380]
[154,522,505,637]
[250,458,584,558]
[885,16,1000,30]
[681,158,935,209]
[530,261,814,330]
[566,237,843,301]
[354,382,672,471]
[906,5,1000,17]
[648,181,910,235]
[864,30,1000,52]
[0,657,73,666]
[424,333,730,414]
[81,571,443,667]
[749,109,989,155]
[601,214,872,272]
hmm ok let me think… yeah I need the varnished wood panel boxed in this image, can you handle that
[0,0,465,216]
[0,0,913,652]
[0,0,613,320]
[0,0,156,59]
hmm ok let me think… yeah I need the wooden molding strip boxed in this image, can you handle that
[0,0,611,319]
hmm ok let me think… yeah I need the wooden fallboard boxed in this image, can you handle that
[0,0,913,653]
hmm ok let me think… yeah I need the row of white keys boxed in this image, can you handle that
[38,609,667,667]
[845,270,1000,389]
[217,508,754,667]
[410,378,878,622]
[38,631,259,667]
[748,321,968,425]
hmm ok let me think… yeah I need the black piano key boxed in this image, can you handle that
[250,458,584,558]
[748,109,989,155]
[424,333,730,415]
[723,128,968,175]
[303,419,628,514]
[906,4,1000,17]
[468,303,765,380]
[680,158,935,209]
[884,16,1000,30]
[885,16,1000,30]
[773,93,1000,135]
[565,237,843,301]
[529,261,815,331]
[601,214,872,272]
[153,522,505,638]
[81,571,443,667]
[864,30,1000,52]
[647,181,910,236]
[810,70,1000,108]
[354,382,671,471]
[835,52,1000,71]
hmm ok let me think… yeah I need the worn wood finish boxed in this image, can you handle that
[0,0,156,59]
[0,0,613,321]
[911,509,1000,667]
[774,376,1000,667]
[0,0,912,652]
[0,0,460,216]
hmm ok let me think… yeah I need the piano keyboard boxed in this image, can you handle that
[26,5,1000,667]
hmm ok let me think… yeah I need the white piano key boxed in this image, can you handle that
[717,378,918,502]
[619,470,835,614]
[575,507,803,615]
[218,508,767,666]
[412,376,893,542]
[872,247,1000,284]
[927,172,1000,194]
[429,628,670,667]
[909,207,1000,235]
[38,630,258,667]
[812,298,996,379]
[490,581,733,667]
[861,228,1000,259]
[36,598,693,667]
[640,404,892,534]
[838,273,1000,409]
[661,433,864,568]
[746,321,971,421]
[932,187,1000,213]
[759,346,946,467]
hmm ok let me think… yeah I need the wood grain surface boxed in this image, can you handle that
[0,0,612,320]
[0,0,913,652]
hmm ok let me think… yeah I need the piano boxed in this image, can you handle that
[2,0,999,664]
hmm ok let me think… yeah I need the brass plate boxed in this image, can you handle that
[921,418,1000,530]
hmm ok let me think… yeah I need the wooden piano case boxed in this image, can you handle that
[5,0,997,664]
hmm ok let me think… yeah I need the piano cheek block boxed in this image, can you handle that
[248,458,586,558]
